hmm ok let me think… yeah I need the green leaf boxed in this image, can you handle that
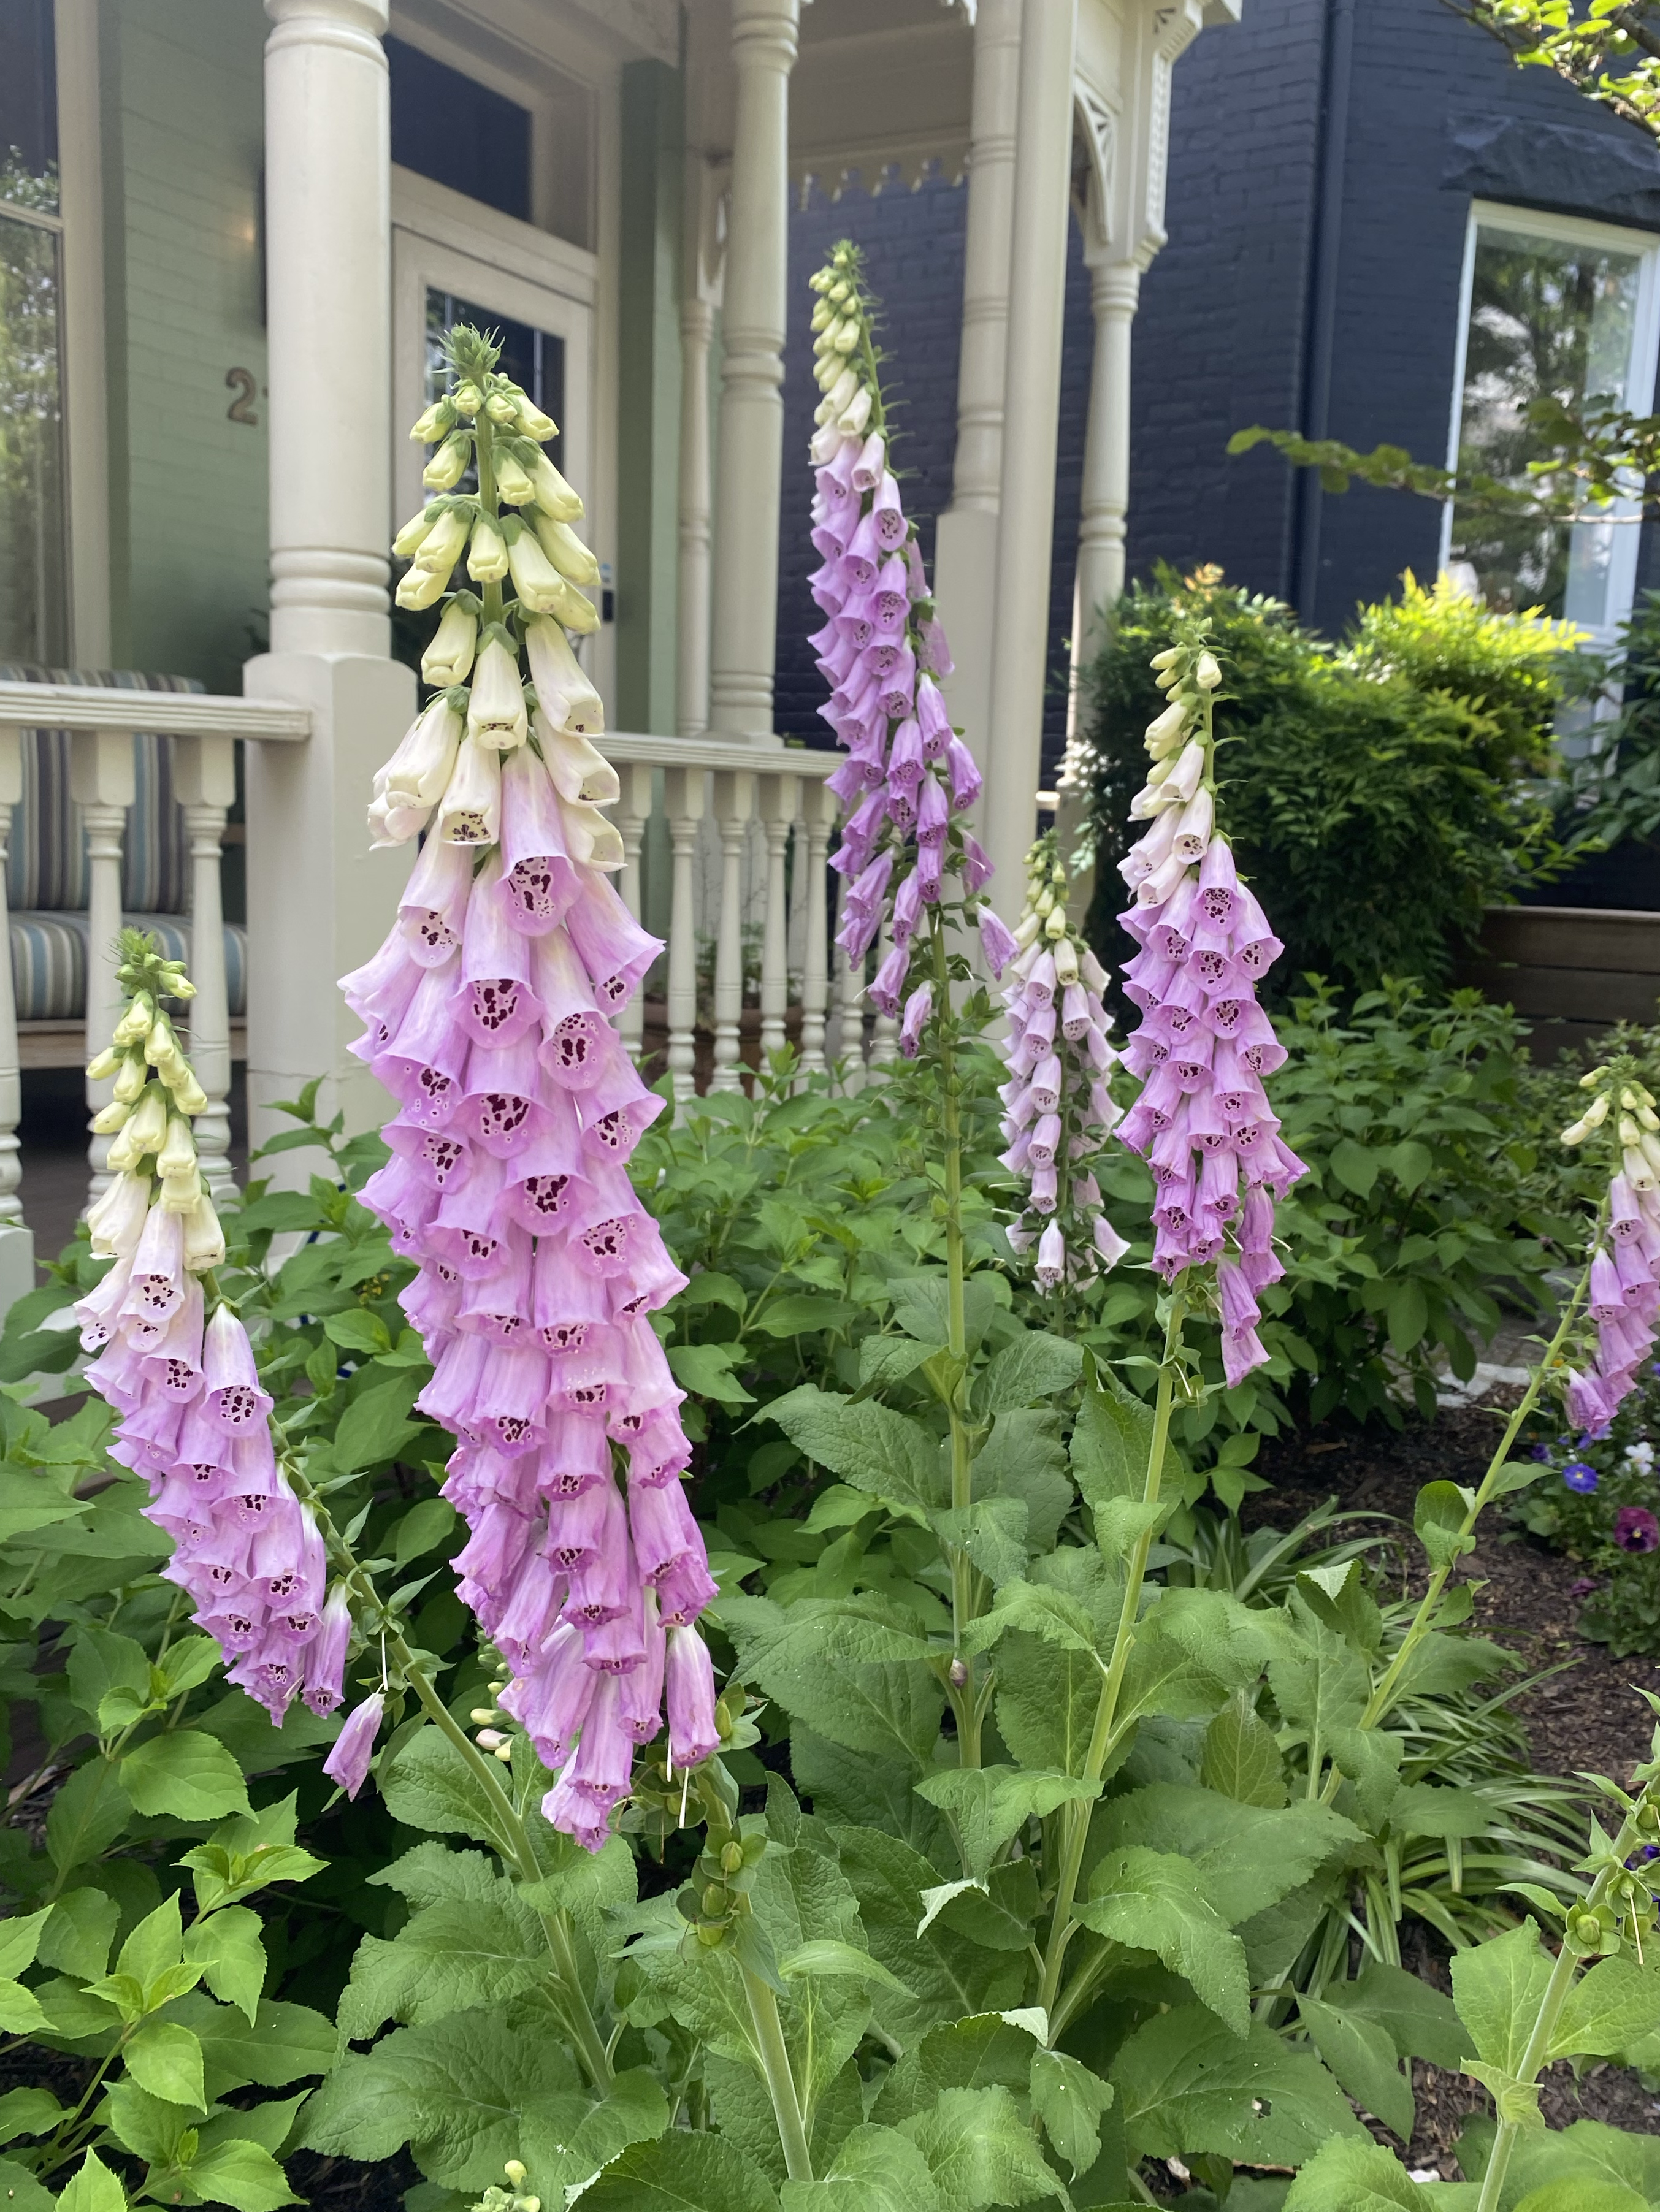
[299,2010,585,2188]
[122,1731,252,1820]
[1513,2187,1648,2212]
[191,1998,335,2092]
[0,1470,89,1543]
[1077,1847,1250,2035]
[780,2123,939,2212]
[0,2088,62,2147]
[1109,2003,1366,2165]
[751,1293,860,1338]
[1071,1381,1154,1510]
[858,1337,944,1392]
[1450,1922,1554,2072]
[928,1498,1029,1589]
[332,1377,424,1471]
[323,1308,392,1357]
[1389,1783,1490,1840]
[124,2019,205,2108]
[973,1331,1083,1417]
[1341,1962,1466,2070]
[392,1497,458,1565]
[1413,1481,1475,1574]
[914,1767,1097,1880]
[1298,1992,1414,2140]
[899,2085,1061,2210]
[1501,2118,1660,2207]
[235,1191,323,1234]
[966,1574,1104,1658]
[973,1411,1073,1554]
[1329,1138,1378,1197]
[871,2013,1041,2126]
[1387,1140,1434,1194]
[1029,2050,1113,2181]
[994,1631,1104,1777]
[37,1887,118,1980]
[778,1942,912,1999]
[719,1595,942,1766]
[763,1386,944,1522]
[67,1625,151,1728]
[667,1342,756,1405]
[156,1636,224,1701]
[0,2161,53,2212]
[185,2137,302,2212]
[113,1893,185,1991]
[379,1726,521,1858]
[1199,1700,1287,1807]
[578,2129,780,2212]
[0,1907,52,1981]
[1387,1276,1429,1357]
[1548,1954,1660,2061]
[182,1905,266,2025]
[1463,2059,1544,2131]
[0,1979,46,2035]
[830,1832,1025,2043]
[1098,1785,1361,1928]
[1283,2135,1430,2210]
[45,1759,132,1872]
[336,1878,542,2039]
[55,2149,128,2212]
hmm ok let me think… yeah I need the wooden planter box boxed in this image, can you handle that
[1456,905,1660,1059]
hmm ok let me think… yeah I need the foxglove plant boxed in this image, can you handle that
[346,325,719,1850]
[77,938,358,1728]
[1558,1060,1660,1429]
[999,830,1127,1293]
[1114,623,1306,1384]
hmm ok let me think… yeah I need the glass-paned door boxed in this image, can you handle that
[0,0,67,667]
[1444,205,1660,649]
[422,286,565,483]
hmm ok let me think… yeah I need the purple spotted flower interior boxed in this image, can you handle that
[1112,634,1306,1384]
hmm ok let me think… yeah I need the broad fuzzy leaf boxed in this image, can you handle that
[1297,1994,1414,2140]
[900,2086,1061,2210]
[1283,2135,1429,2210]
[578,2128,780,2212]
[1450,1923,1554,2073]
[1098,1785,1360,1926]
[763,1387,944,1522]
[1109,2002,1366,2165]
[914,1768,1097,1879]
[1199,1700,1287,1807]
[337,1880,543,2038]
[780,2124,941,2212]
[1077,1848,1250,2035]
[121,1733,251,1821]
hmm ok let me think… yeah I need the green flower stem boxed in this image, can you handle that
[1474,1803,1643,2212]
[742,1966,814,2183]
[1040,1294,1187,2021]
[290,1466,614,2092]
[473,411,505,631]
[929,904,982,1764]
[1317,1257,1593,1809]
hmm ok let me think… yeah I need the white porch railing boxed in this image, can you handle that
[0,690,865,1303]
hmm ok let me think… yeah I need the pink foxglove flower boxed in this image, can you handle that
[1111,636,1304,1382]
[1560,1075,1660,1428]
[323,1691,386,1799]
[77,937,349,1725]
[345,326,720,1850]
[998,833,1126,1291]
[806,241,995,1044]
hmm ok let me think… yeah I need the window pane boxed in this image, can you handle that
[0,0,58,216]
[1450,223,1643,630]
[0,210,67,665]
[423,288,565,488]
[389,37,531,225]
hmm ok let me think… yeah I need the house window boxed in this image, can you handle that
[0,0,67,667]
[1444,202,1660,650]
[389,36,532,226]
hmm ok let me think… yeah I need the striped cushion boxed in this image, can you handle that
[12,911,247,1023]
[0,666,200,915]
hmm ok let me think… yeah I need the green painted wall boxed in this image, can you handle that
[107,0,267,695]
[614,58,681,736]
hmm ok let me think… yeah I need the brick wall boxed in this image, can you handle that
[110,0,269,696]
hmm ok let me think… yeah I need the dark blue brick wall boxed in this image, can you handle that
[774,172,1094,782]
[1128,0,1660,633]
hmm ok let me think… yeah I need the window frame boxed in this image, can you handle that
[1441,197,1660,652]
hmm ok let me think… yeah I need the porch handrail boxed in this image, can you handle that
[0,681,312,743]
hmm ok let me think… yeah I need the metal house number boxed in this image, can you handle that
[225,367,259,425]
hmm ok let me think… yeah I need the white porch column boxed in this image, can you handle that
[173,736,237,1207]
[245,0,414,1151]
[981,0,1079,918]
[71,730,132,1200]
[757,771,797,1063]
[1075,259,1140,662]
[931,0,1022,768]
[707,0,799,741]
[679,159,724,739]
[0,730,31,1305]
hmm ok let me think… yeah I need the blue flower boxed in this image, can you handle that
[1564,1462,1599,1493]
[1529,1442,1551,1462]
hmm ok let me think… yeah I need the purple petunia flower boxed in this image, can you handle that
[1615,1505,1659,1554]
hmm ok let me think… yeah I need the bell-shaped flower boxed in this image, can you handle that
[526,619,604,736]
[423,601,479,687]
[377,698,464,814]
[322,1691,384,1799]
[468,638,530,752]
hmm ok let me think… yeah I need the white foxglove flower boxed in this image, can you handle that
[87,1172,152,1259]
[423,601,478,687]
[377,698,464,812]
[525,618,604,736]
[504,527,569,616]
[467,514,510,582]
[394,563,448,611]
[532,514,600,587]
[467,638,530,752]
[536,714,620,807]
[413,505,470,576]
[435,736,502,846]
[422,430,471,490]
[528,451,583,522]
[494,449,536,506]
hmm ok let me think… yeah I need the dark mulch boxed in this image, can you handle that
[1245,1395,1660,2178]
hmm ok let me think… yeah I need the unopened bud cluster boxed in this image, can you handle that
[999,834,1127,1291]
[85,938,221,1268]
[1559,1059,1660,1432]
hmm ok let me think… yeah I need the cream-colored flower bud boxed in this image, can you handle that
[1150,647,1180,670]
[531,514,600,587]
[408,396,456,443]
[105,1121,142,1175]
[559,795,624,871]
[414,505,470,577]
[511,392,558,441]
[1580,1065,1608,1089]
[467,514,510,583]
[91,1099,129,1136]
[836,384,873,438]
[86,1046,120,1082]
[1145,697,1189,752]
[396,563,450,611]
[453,383,482,417]
[1195,652,1222,690]
[494,449,537,506]
[484,392,518,425]
[161,967,196,1001]
[1013,911,1043,950]
[1642,1130,1660,1178]
[112,1053,148,1105]
[1560,1116,1594,1146]
[377,698,464,812]
[1155,668,1180,692]
[527,451,583,522]
[1052,938,1080,986]
[1044,907,1067,940]
[145,1016,176,1066]
[820,364,858,415]
[467,638,530,751]
[423,601,478,688]
[157,1115,197,1180]
[422,430,472,491]
[504,528,569,616]
[182,1191,225,1273]
[525,619,604,737]
[159,1167,202,1215]
[1626,1146,1659,1196]
[86,1171,151,1259]
[113,993,154,1048]
[545,577,599,636]
[124,1085,169,1156]
[167,1070,209,1117]
[392,506,438,559]
[536,715,619,808]
[810,298,832,330]
[832,319,859,354]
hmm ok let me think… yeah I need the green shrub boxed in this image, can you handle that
[1078,565,1578,993]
